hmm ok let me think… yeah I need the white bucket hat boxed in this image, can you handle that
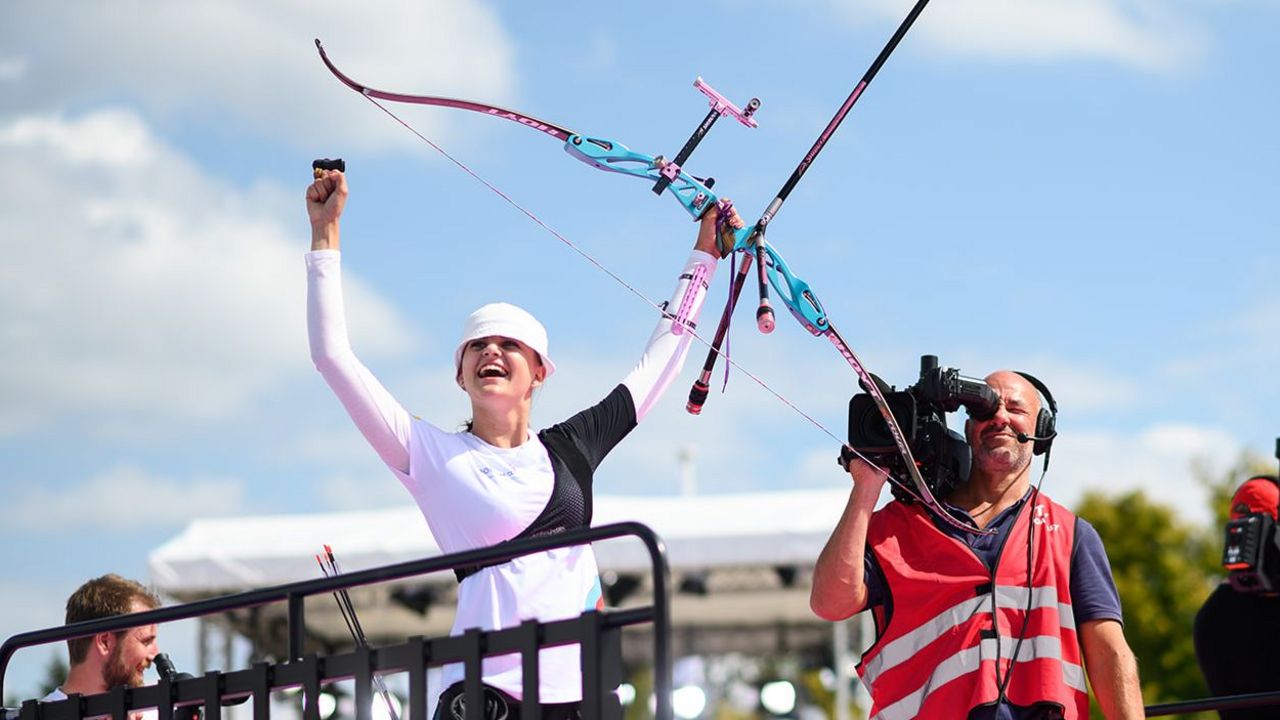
[454,302,556,379]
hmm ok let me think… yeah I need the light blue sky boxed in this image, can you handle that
[2,0,1276,701]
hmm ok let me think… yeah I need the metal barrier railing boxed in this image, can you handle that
[1146,689,1280,717]
[1,521,671,720]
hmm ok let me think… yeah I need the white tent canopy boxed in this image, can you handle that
[149,489,851,592]
[148,489,856,657]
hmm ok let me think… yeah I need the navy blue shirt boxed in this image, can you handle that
[862,489,1123,720]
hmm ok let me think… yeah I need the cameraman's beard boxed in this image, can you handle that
[102,643,144,689]
[972,441,1032,476]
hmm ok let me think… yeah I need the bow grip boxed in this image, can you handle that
[563,134,719,219]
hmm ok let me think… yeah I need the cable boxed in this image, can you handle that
[993,467,1049,710]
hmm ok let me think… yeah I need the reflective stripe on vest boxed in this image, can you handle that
[858,495,1087,719]
[870,635,1088,720]
[861,584,1075,686]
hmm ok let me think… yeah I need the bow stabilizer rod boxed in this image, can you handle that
[681,0,969,530]
[687,0,933,415]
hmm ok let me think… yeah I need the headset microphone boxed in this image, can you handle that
[1016,431,1057,444]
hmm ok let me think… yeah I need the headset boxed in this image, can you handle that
[1223,473,1280,593]
[992,371,1058,708]
[1013,371,1058,460]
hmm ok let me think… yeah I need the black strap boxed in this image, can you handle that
[453,429,594,582]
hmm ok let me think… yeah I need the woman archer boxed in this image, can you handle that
[305,167,739,719]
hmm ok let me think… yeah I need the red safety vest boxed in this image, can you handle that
[855,494,1089,720]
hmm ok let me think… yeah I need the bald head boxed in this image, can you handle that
[964,370,1042,478]
[986,370,1043,417]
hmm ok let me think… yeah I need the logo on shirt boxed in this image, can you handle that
[1032,503,1061,533]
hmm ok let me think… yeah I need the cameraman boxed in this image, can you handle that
[811,370,1144,720]
[1193,475,1280,719]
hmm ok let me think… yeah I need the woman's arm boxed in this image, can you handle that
[306,170,413,474]
[622,204,740,421]
[546,205,740,471]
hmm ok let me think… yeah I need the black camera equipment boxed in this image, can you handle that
[842,355,998,502]
[154,653,202,720]
[1221,439,1280,593]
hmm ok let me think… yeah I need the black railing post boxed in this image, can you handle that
[579,611,603,720]
[286,594,305,661]
[250,661,271,720]
[202,671,221,720]
[639,527,673,720]
[462,629,483,720]
[517,621,539,720]
[108,686,126,720]
[1146,689,1280,716]
[406,637,427,720]
[300,654,320,720]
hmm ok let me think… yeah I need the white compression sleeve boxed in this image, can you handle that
[622,249,719,422]
[306,250,413,473]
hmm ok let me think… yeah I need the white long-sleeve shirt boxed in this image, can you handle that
[306,249,716,701]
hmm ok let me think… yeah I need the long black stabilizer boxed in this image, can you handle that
[687,0,934,414]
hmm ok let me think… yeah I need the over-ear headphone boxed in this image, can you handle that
[1014,371,1057,457]
[1234,474,1280,519]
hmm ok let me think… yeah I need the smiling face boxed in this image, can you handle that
[457,335,546,405]
[101,600,158,689]
[965,370,1040,477]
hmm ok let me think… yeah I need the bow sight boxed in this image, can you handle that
[842,355,997,502]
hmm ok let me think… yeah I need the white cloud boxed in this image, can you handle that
[938,345,1140,418]
[0,110,156,166]
[0,56,29,82]
[317,472,417,512]
[841,0,1205,72]
[1154,290,1279,433]
[780,421,1239,527]
[0,109,417,437]
[1047,422,1239,524]
[0,0,518,152]
[8,465,249,532]
[1028,364,1138,415]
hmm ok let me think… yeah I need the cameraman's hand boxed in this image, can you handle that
[847,457,889,505]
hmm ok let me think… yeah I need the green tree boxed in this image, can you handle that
[1074,447,1278,719]
[1193,451,1277,542]
[1076,489,1216,720]
[37,651,67,698]
[4,651,67,706]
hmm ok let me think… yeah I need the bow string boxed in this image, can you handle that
[313,0,992,537]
